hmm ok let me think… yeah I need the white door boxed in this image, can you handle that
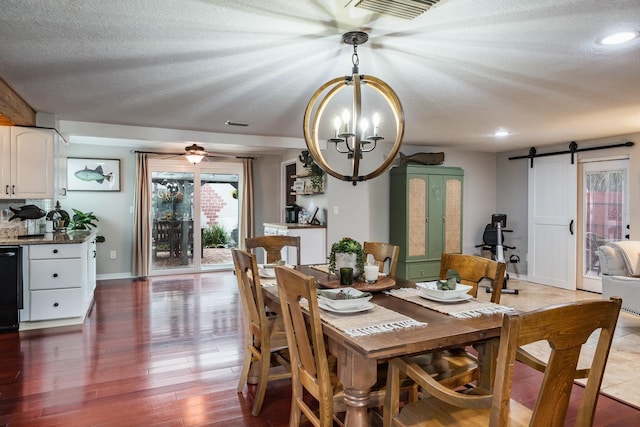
[528,155,577,289]
[578,159,629,293]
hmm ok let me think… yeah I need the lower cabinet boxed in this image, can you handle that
[25,239,95,323]
[263,224,327,265]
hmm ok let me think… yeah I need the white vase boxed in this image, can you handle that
[335,252,360,278]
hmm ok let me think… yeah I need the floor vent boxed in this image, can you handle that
[352,0,442,20]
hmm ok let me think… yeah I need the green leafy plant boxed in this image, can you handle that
[69,209,106,242]
[306,161,325,191]
[328,237,365,274]
[202,224,231,248]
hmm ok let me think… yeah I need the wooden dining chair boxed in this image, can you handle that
[383,297,622,427]
[363,241,400,276]
[439,252,506,304]
[231,249,291,416]
[407,253,508,390]
[274,266,412,426]
[245,235,301,265]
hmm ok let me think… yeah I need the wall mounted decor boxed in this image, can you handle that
[67,158,121,192]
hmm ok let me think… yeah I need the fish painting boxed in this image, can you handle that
[74,165,113,184]
[9,205,46,221]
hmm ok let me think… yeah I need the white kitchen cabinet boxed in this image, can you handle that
[26,241,94,322]
[0,126,59,199]
[263,223,327,265]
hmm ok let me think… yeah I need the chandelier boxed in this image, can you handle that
[303,31,405,186]
[184,144,206,164]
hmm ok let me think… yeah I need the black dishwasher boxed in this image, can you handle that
[0,246,22,332]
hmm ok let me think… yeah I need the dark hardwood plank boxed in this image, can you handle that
[0,272,638,426]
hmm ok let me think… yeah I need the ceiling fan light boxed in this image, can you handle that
[185,153,205,164]
[184,144,206,164]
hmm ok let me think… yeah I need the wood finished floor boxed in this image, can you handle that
[1,272,640,426]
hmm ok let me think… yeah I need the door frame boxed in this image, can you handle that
[147,157,243,275]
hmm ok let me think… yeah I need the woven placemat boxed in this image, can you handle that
[386,288,516,318]
[261,280,427,337]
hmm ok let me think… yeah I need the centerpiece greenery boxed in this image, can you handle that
[328,237,365,275]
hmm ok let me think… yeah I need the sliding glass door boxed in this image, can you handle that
[148,159,240,274]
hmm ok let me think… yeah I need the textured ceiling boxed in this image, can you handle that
[0,0,639,154]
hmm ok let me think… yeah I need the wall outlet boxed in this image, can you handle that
[110,250,117,259]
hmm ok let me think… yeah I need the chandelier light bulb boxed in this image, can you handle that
[333,116,341,137]
[372,113,380,137]
[360,118,369,140]
[342,109,351,133]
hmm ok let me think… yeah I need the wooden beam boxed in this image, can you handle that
[0,77,36,126]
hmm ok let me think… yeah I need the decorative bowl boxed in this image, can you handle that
[415,281,473,300]
[317,287,373,310]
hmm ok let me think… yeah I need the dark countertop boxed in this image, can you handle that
[0,229,98,245]
[263,222,326,229]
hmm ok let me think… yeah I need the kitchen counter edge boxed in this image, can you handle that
[263,222,326,229]
[0,229,99,245]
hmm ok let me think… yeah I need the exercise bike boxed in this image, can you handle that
[476,214,520,295]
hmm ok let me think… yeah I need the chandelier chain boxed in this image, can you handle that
[352,43,360,67]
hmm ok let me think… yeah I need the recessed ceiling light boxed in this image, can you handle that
[494,129,509,137]
[599,31,639,45]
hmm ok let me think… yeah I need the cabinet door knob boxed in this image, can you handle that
[53,273,58,278]
[4,185,8,195]
[53,302,59,307]
[11,185,16,194]
[53,249,58,254]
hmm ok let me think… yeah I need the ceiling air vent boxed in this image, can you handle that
[352,0,442,20]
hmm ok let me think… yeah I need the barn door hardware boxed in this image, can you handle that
[509,141,634,168]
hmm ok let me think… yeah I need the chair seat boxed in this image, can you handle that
[393,396,532,427]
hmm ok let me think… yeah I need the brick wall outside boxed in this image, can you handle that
[201,184,227,227]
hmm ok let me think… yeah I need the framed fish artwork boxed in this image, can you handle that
[67,158,121,191]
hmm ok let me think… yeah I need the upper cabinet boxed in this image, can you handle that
[0,126,66,200]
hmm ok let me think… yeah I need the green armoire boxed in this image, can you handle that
[390,165,464,280]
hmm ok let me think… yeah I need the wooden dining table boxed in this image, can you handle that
[261,266,508,427]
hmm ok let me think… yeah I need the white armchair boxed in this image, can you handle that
[598,241,640,315]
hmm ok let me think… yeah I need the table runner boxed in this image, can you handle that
[386,288,516,318]
[260,278,427,337]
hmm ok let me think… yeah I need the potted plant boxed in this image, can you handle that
[69,209,106,243]
[328,237,365,277]
[306,161,325,192]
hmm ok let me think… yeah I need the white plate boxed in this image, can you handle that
[318,301,374,314]
[417,291,473,303]
[258,264,293,278]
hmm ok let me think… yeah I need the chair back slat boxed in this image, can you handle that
[246,235,301,265]
[232,249,268,347]
[364,241,400,276]
[275,266,334,426]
